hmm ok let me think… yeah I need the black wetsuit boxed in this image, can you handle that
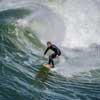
[44,44,61,67]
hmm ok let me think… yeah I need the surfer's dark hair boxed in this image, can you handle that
[47,41,51,45]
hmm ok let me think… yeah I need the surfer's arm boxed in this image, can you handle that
[44,47,49,55]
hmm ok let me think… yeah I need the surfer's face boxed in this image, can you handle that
[47,43,51,47]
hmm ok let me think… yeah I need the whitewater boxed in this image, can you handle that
[0,0,100,100]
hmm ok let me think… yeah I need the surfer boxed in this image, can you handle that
[44,41,61,68]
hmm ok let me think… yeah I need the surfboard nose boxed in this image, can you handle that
[43,64,52,70]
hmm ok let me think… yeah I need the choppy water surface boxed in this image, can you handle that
[0,0,100,100]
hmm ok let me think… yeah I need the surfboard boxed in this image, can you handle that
[43,64,52,70]
[36,64,51,81]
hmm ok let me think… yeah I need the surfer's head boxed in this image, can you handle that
[47,41,52,47]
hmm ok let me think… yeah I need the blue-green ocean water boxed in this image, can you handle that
[0,0,100,100]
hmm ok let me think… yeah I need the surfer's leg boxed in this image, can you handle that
[48,54,54,67]
[51,53,57,68]
[48,55,52,65]
[51,60,54,68]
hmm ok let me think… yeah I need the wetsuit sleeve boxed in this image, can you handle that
[44,47,49,55]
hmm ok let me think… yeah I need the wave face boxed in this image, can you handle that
[0,0,100,100]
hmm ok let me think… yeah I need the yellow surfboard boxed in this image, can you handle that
[43,64,52,70]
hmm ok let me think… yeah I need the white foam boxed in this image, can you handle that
[16,19,29,27]
[61,0,100,48]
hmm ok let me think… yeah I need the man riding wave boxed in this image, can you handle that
[44,41,61,68]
